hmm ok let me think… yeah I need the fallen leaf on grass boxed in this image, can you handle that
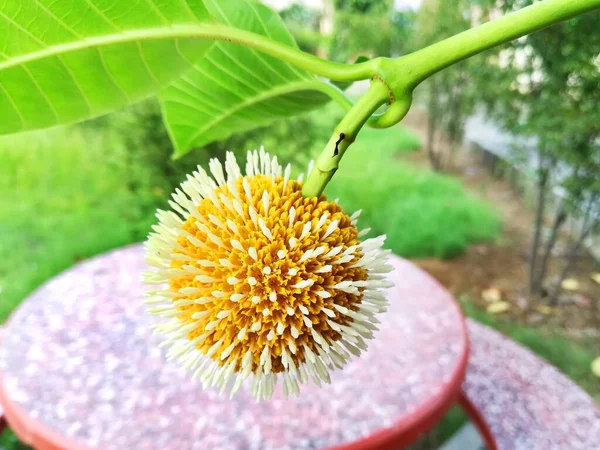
[561,278,580,291]
[487,301,511,314]
[482,288,503,303]
[592,357,600,378]
[535,305,555,315]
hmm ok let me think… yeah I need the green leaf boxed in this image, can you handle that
[160,0,339,157]
[0,0,214,135]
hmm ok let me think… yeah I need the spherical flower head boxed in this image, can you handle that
[144,148,392,400]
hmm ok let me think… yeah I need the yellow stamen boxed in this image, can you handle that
[170,175,367,374]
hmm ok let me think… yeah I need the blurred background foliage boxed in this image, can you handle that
[473,0,600,303]
[329,0,415,61]
[412,0,481,172]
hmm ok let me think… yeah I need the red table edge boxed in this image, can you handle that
[0,260,470,450]
[458,389,498,450]
[1,308,95,450]
[327,268,471,450]
[0,379,96,450]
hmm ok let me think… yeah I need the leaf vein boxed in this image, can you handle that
[56,55,93,115]
[206,0,294,85]
[167,81,223,114]
[244,0,309,81]
[207,43,271,90]
[0,80,25,130]
[141,0,170,26]
[21,63,60,122]
[183,79,324,149]
[136,41,161,86]
[201,48,316,114]
[30,0,83,39]
[96,47,131,102]
[82,0,120,31]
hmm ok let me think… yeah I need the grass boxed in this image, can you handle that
[0,128,159,322]
[0,430,30,450]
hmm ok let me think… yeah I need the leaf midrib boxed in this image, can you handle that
[0,23,235,72]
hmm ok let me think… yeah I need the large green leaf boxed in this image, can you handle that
[0,0,214,134]
[160,0,339,156]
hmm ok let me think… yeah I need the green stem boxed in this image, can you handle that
[0,24,376,83]
[211,25,377,81]
[302,79,390,198]
[391,0,600,87]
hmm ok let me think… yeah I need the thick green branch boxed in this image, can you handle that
[393,0,600,87]
[213,25,377,81]
[366,0,600,130]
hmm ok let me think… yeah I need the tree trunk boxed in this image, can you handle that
[444,83,463,170]
[548,214,597,305]
[318,0,335,59]
[528,154,549,301]
[426,85,441,171]
[534,198,566,294]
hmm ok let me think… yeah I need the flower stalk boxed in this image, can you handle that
[302,79,391,198]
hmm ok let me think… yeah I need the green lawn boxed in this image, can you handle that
[0,128,158,322]
[0,430,29,450]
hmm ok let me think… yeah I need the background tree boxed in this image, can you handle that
[329,0,415,62]
[476,1,600,304]
[412,0,480,171]
[279,4,324,55]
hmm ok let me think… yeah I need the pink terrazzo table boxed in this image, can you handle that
[0,244,468,450]
[462,320,600,450]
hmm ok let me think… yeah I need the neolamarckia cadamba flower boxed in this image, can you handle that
[144,148,392,400]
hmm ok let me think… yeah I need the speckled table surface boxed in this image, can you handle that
[464,320,600,450]
[0,244,467,450]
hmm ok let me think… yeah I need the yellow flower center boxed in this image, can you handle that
[169,174,367,374]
